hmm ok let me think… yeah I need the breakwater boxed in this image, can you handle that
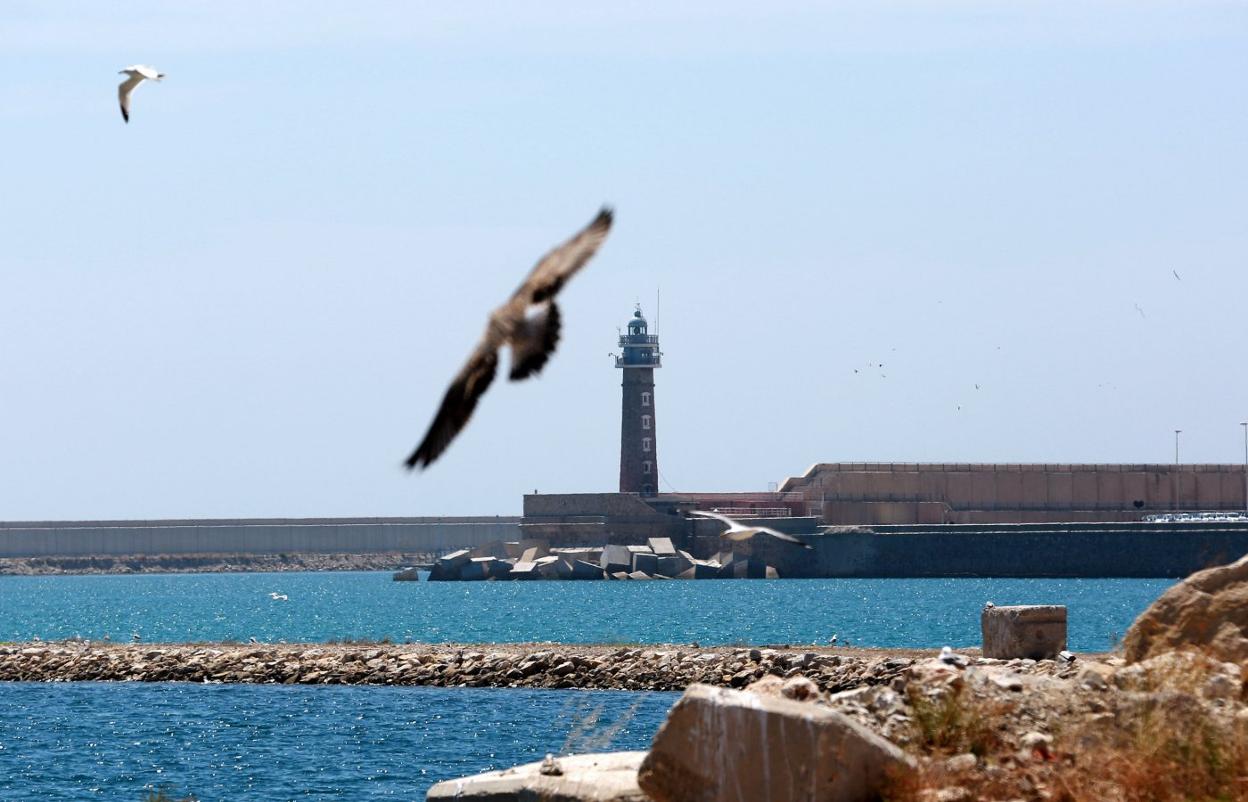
[0,552,431,575]
[0,642,956,692]
[0,516,519,558]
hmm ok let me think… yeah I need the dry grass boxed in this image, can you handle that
[906,681,1004,758]
[887,652,1248,802]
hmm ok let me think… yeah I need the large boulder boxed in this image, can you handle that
[637,684,915,802]
[427,751,650,801]
[1123,552,1248,664]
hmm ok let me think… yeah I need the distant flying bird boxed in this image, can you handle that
[269,592,288,601]
[974,384,980,390]
[690,510,813,549]
[1133,303,1147,319]
[405,207,614,469]
[1172,270,1182,281]
[118,65,165,123]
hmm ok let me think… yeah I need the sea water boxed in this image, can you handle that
[0,572,1176,799]
[0,572,1171,650]
[0,682,675,801]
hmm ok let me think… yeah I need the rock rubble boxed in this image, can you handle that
[0,642,1005,691]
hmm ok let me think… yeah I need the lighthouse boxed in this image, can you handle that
[616,305,662,495]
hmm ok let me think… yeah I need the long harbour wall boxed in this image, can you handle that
[0,517,521,558]
[754,521,1248,579]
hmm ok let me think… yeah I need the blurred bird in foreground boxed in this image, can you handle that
[406,207,614,470]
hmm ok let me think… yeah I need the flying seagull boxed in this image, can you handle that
[405,207,614,469]
[1133,303,1147,319]
[690,510,813,549]
[118,65,165,123]
[1172,269,1182,281]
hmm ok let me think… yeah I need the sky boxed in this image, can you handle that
[0,1,1245,520]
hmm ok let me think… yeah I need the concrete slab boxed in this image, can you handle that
[428,751,651,801]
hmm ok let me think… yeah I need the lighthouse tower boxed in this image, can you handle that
[616,305,662,495]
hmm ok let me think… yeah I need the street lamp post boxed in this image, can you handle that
[1241,422,1247,515]
[1174,430,1182,512]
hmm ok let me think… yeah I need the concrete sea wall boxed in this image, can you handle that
[0,516,520,558]
[759,521,1248,578]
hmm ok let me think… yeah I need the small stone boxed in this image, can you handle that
[944,753,977,773]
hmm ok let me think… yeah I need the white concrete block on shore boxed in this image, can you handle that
[426,751,651,801]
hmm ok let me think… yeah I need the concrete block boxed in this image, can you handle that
[691,562,719,579]
[648,537,677,556]
[982,605,1067,660]
[428,751,650,801]
[430,547,474,580]
[633,552,659,575]
[391,567,421,581]
[459,559,491,581]
[610,571,632,580]
[655,554,690,577]
[600,545,632,573]
[510,561,540,580]
[628,571,653,580]
[572,560,605,580]
[638,684,914,802]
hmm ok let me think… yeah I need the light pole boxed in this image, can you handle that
[1241,422,1247,515]
[1174,430,1182,512]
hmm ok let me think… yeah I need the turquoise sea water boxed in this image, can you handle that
[0,682,674,801]
[0,573,1178,799]
[0,571,1172,651]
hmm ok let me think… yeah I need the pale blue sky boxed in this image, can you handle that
[1,2,1245,519]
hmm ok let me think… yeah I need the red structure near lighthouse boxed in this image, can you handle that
[616,305,661,495]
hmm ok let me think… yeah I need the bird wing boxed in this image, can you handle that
[514,207,613,306]
[689,510,738,529]
[135,65,161,80]
[508,301,562,381]
[404,340,500,470]
[754,526,813,549]
[118,74,144,123]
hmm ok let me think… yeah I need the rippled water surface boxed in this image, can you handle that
[0,682,673,801]
[0,572,1171,650]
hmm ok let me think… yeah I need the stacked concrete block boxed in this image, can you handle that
[424,540,781,581]
[981,605,1067,659]
[633,552,659,575]
[600,545,632,574]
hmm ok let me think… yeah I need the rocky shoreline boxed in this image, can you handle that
[0,641,1083,691]
[0,552,428,576]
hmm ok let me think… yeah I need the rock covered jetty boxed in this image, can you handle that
[401,537,783,582]
[0,642,1006,690]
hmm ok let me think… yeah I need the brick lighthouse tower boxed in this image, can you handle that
[616,304,662,495]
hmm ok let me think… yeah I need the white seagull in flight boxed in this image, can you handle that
[690,510,813,549]
[118,65,165,123]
